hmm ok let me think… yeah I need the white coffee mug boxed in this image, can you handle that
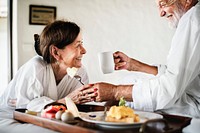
[98,51,115,74]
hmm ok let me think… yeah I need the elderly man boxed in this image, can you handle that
[89,0,200,117]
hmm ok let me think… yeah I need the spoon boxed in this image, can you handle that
[74,75,84,85]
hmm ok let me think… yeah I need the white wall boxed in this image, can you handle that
[0,18,8,94]
[15,0,174,84]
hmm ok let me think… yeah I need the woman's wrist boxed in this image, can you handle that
[56,98,65,104]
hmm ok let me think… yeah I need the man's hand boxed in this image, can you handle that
[113,51,131,70]
[114,51,158,75]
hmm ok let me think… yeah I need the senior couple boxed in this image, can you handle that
[1,0,200,118]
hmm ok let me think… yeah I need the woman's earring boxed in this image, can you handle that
[56,60,60,65]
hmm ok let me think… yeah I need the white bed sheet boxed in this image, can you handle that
[0,108,59,133]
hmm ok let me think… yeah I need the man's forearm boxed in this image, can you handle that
[129,58,158,75]
[113,85,133,101]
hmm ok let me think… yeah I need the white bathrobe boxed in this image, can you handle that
[127,2,200,117]
[0,55,89,112]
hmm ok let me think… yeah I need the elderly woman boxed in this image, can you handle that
[0,20,97,112]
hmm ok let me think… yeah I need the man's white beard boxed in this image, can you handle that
[168,12,181,29]
[168,5,185,29]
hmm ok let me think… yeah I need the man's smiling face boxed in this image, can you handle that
[156,0,186,29]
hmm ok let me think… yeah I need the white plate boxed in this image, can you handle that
[79,111,163,129]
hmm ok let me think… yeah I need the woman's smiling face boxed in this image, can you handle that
[58,32,86,69]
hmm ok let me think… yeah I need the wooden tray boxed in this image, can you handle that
[13,109,97,133]
[14,105,192,133]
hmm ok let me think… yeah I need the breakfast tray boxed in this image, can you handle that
[13,105,192,133]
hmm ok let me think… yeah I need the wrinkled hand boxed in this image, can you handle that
[113,51,131,70]
[67,84,97,104]
[93,82,117,102]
